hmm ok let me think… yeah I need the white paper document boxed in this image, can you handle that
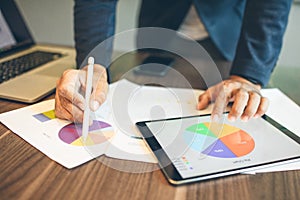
[0,99,154,168]
[0,79,209,168]
[0,79,299,172]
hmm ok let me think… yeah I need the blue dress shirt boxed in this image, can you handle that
[74,0,292,86]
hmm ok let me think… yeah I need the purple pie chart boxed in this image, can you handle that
[58,120,114,146]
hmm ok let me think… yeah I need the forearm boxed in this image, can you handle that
[231,0,292,87]
[74,0,118,70]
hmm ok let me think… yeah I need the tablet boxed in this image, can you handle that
[136,114,300,185]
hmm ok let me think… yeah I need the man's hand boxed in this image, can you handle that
[55,64,108,122]
[197,75,269,122]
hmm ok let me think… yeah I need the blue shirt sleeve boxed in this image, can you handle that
[74,0,117,71]
[231,0,292,87]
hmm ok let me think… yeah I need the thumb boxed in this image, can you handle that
[197,91,211,110]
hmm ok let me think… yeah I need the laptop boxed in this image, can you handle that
[0,0,76,103]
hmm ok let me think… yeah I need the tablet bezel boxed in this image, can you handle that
[136,114,300,185]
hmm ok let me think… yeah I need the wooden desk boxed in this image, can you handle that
[0,52,300,200]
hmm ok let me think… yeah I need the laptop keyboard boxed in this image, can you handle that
[0,51,63,83]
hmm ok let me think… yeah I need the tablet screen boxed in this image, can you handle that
[144,114,300,179]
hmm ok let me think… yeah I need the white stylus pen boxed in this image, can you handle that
[82,56,94,141]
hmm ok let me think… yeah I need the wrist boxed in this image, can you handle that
[229,75,262,90]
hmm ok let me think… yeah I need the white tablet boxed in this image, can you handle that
[136,114,300,185]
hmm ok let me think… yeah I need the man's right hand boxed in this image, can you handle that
[55,64,108,122]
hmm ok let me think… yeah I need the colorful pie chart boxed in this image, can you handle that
[183,122,255,158]
[58,120,114,146]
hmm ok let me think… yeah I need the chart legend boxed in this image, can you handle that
[33,110,56,122]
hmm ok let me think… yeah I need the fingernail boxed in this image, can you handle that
[91,101,100,111]
[254,114,259,118]
[211,114,219,122]
[241,116,249,122]
[99,92,107,103]
[228,115,236,122]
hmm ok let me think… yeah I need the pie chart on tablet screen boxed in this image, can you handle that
[58,120,114,146]
[183,122,255,158]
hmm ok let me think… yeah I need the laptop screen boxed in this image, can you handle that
[0,0,34,57]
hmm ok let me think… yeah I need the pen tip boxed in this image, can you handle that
[88,57,94,65]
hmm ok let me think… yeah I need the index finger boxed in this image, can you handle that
[90,80,108,111]
[211,89,230,121]
[90,64,108,111]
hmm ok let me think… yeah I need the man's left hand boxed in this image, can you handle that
[197,75,269,122]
